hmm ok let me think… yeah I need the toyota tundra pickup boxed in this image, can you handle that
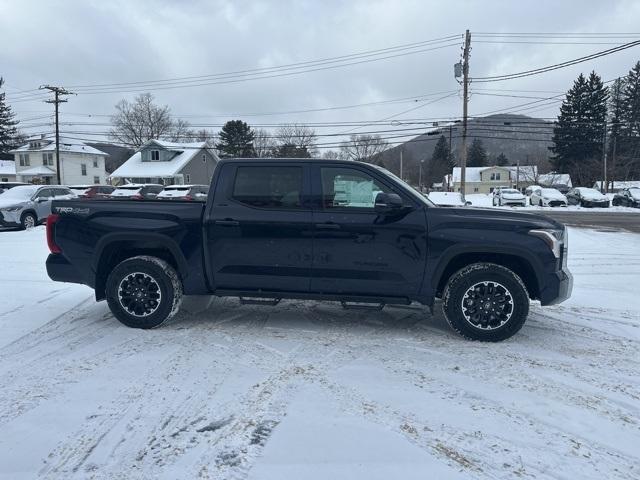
[46,158,573,341]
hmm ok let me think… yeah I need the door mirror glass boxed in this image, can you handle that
[374,192,403,213]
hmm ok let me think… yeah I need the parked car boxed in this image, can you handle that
[612,187,640,208]
[157,185,209,201]
[0,185,75,229]
[550,184,571,195]
[566,187,610,208]
[0,182,29,194]
[492,188,527,207]
[529,187,568,207]
[525,185,542,197]
[69,185,116,199]
[46,158,572,342]
[109,184,164,200]
[427,191,471,207]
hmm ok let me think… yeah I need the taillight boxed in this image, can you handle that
[184,194,193,201]
[46,214,62,254]
[131,194,143,200]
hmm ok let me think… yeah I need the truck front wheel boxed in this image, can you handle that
[442,263,529,341]
[106,256,183,329]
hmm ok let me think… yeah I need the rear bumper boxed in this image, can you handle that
[46,254,86,285]
[539,267,573,306]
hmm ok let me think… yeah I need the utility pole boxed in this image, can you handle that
[399,148,403,181]
[457,29,471,197]
[40,85,75,185]
[602,122,608,193]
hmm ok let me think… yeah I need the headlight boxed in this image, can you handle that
[529,229,563,258]
[0,206,21,212]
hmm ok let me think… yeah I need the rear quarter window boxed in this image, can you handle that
[231,166,303,209]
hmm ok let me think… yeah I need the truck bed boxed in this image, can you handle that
[50,199,209,296]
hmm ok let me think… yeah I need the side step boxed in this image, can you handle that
[340,301,385,311]
[239,297,281,306]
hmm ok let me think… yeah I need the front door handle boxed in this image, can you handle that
[315,223,340,230]
[214,219,240,226]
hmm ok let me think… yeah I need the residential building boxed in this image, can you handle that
[109,140,219,186]
[445,165,538,194]
[0,160,17,182]
[9,135,109,185]
[593,180,640,193]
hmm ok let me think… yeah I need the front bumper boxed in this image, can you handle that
[0,210,21,227]
[544,200,567,207]
[540,267,573,305]
[582,200,609,208]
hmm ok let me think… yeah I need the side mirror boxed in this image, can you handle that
[465,201,472,206]
[36,197,48,203]
[374,192,403,213]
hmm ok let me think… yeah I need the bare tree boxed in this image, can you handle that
[169,119,195,142]
[109,93,174,147]
[194,128,216,144]
[340,134,389,162]
[275,123,317,156]
[253,128,276,157]
[321,149,343,160]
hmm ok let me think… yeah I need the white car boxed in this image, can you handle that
[0,185,75,229]
[529,187,568,207]
[492,188,527,207]
[427,191,470,207]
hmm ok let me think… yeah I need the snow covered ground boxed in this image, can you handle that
[0,227,639,479]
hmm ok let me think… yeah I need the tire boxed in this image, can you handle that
[539,199,543,207]
[442,263,529,342]
[106,256,183,329]
[20,212,37,230]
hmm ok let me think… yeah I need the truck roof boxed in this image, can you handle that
[217,157,370,166]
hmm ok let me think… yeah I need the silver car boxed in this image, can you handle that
[0,185,75,229]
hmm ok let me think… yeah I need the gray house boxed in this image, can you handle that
[109,139,219,186]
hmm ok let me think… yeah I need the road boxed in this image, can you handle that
[538,210,640,233]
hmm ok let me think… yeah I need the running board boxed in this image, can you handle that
[340,301,385,311]
[239,297,281,306]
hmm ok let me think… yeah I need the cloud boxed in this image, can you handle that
[2,0,640,145]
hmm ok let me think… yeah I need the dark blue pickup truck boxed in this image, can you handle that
[46,158,572,341]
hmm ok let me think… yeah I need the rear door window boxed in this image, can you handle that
[232,166,303,209]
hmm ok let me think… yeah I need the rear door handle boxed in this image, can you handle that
[214,219,240,226]
[315,223,340,230]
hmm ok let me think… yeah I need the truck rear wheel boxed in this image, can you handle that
[106,256,183,329]
[442,263,529,341]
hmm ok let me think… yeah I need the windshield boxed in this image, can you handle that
[578,188,602,196]
[501,189,520,194]
[541,188,560,196]
[0,185,38,200]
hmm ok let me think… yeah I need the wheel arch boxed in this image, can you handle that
[433,247,542,301]
[93,233,188,301]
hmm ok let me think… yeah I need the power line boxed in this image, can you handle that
[472,40,640,82]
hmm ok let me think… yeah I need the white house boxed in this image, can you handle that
[445,165,538,194]
[538,173,572,188]
[9,135,109,185]
[0,159,17,182]
[109,139,219,186]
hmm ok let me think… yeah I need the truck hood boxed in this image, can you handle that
[443,206,563,230]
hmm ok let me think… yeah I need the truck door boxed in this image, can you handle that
[205,162,313,293]
[310,164,427,298]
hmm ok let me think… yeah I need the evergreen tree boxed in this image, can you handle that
[495,152,509,166]
[550,72,608,185]
[619,61,640,179]
[467,138,487,167]
[426,135,454,186]
[0,78,20,152]
[216,120,255,157]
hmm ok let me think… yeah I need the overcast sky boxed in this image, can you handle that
[2,0,640,148]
